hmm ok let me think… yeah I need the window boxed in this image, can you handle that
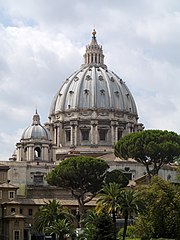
[118,129,122,140]
[11,208,15,213]
[28,209,33,216]
[0,172,6,182]
[34,175,43,184]
[13,230,20,240]
[66,130,71,142]
[20,208,23,214]
[81,129,89,141]
[8,191,15,199]
[99,129,107,141]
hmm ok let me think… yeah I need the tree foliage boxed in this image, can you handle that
[78,210,114,240]
[96,184,139,240]
[96,183,121,224]
[96,183,121,239]
[33,199,75,238]
[46,156,109,217]
[105,169,129,187]
[118,189,139,240]
[135,176,180,239]
[114,130,180,177]
[45,219,75,240]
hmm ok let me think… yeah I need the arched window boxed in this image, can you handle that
[34,147,41,159]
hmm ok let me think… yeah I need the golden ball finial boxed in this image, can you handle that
[92,29,96,37]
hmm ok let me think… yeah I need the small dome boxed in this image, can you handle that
[21,111,51,140]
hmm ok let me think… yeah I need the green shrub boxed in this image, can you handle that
[118,225,139,240]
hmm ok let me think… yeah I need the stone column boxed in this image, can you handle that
[70,121,78,147]
[42,144,49,161]
[59,122,63,146]
[51,145,57,162]
[70,125,74,146]
[17,146,21,161]
[95,125,98,145]
[28,144,34,161]
[111,121,115,145]
[127,123,132,134]
[97,54,100,64]
[90,125,94,145]
[90,120,98,146]
[21,147,25,161]
[74,125,78,146]
[115,123,118,143]
[53,126,57,145]
[93,53,95,63]
[31,145,34,161]
[56,124,60,147]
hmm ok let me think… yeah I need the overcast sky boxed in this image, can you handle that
[0,0,180,160]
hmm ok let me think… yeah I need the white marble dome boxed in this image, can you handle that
[50,65,137,115]
[22,111,51,140]
[50,30,137,116]
[48,30,144,158]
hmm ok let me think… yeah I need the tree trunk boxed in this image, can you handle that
[78,198,85,227]
[122,211,128,240]
[78,200,85,216]
[112,210,117,240]
[145,164,152,182]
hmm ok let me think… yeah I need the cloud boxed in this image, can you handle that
[0,0,180,160]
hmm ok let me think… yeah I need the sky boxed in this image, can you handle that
[0,0,180,160]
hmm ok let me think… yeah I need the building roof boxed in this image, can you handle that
[2,198,97,207]
[0,182,19,189]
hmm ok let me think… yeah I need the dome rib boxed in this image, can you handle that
[101,68,112,108]
[76,67,89,109]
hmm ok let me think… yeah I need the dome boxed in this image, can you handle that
[21,111,51,141]
[48,30,144,158]
[50,66,137,115]
[50,30,137,116]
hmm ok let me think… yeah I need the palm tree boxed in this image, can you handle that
[33,199,75,236]
[45,219,75,240]
[78,210,97,240]
[96,183,121,239]
[79,210,115,240]
[118,189,139,240]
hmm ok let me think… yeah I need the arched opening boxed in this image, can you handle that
[34,147,41,160]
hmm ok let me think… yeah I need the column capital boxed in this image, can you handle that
[70,121,78,126]
[90,120,98,126]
